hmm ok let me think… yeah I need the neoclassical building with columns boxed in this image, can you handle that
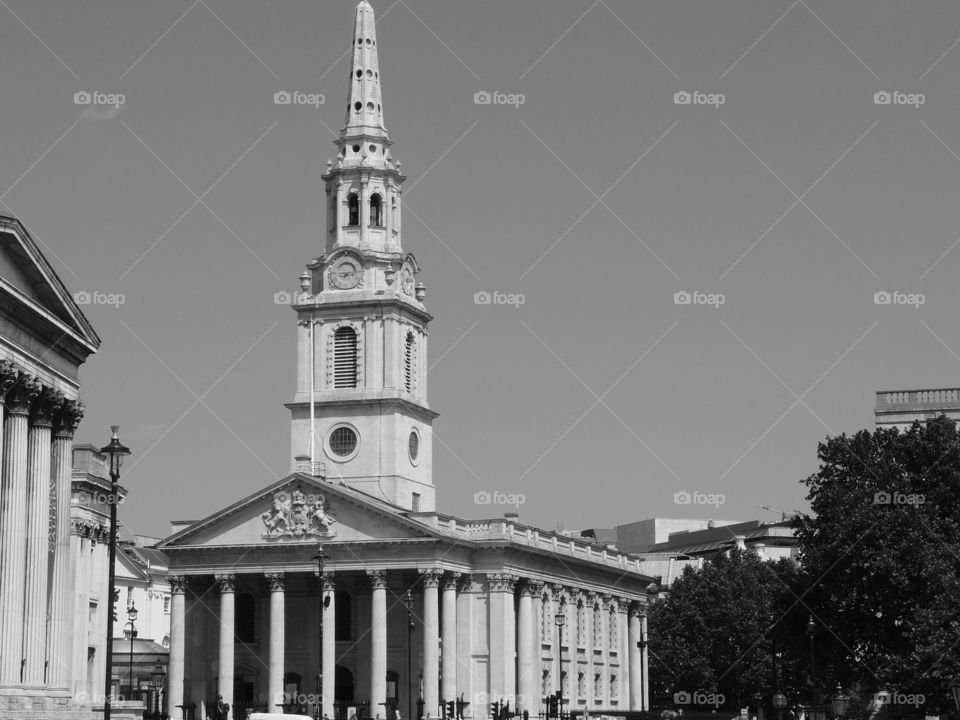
[156,3,654,719]
[0,214,99,718]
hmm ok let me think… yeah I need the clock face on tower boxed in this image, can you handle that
[329,257,362,289]
[400,265,414,296]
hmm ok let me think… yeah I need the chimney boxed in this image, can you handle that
[504,512,519,522]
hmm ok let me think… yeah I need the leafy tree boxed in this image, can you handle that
[796,416,960,714]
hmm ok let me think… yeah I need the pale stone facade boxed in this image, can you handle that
[874,387,960,430]
[0,215,102,719]
[155,4,655,720]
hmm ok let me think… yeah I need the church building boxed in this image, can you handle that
[156,3,655,719]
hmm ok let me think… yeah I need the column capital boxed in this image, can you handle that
[420,568,443,587]
[265,572,286,592]
[628,601,646,619]
[611,596,629,613]
[487,572,519,592]
[6,374,40,415]
[521,579,545,597]
[32,387,63,428]
[366,568,388,589]
[169,575,189,594]
[552,583,568,603]
[53,399,84,439]
[216,574,236,593]
[442,571,462,591]
[0,360,18,396]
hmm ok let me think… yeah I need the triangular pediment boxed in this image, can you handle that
[0,215,100,356]
[157,474,435,548]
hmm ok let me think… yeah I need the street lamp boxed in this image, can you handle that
[314,548,330,720]
[127,602,138,702]
[404,589,415,720]
[150,662,166,720]
[772,693,787,720]
[555,609,566,720]
[637,613,649,720]
[100,425,130,720]
[829,685,848,720]
[806,616,817,720]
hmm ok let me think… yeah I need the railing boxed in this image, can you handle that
[875,387,960,410]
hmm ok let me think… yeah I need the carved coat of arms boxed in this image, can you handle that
[261,489,337,538]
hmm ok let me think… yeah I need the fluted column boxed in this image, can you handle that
[421,569,442,716]
[0,371,39,684]
[168,577,188,716]
[321,572,336,718]
[23,387,60,685]
[628,605,642,711]
[368,569,387,715]
[47,398,81,688]
[265,573,285,710]
[217,574,236,717]
[488,574,518,705]
[440,573,460,707]
[518,580,542,715]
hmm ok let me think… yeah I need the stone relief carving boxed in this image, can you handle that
[262,488,337,538]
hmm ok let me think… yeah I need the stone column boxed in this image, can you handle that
[628,605,642,711]
[421,569,442,717]
[217,574,236,717]
[518,580,542,715]
[168,576,188,716]
[368,569,387,715]
[616,599,629,707]
[23,387,59,685]
[583,593,596,708]
[47,398,81,688]
[440,573,460,707]
[640,613,649,711]
[267,573,286,710]
[0,371,38,684]
[487,574,518,705]
[321,572,336,718]
[360,177,370,246]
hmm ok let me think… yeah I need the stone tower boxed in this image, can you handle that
[287,0,437,512]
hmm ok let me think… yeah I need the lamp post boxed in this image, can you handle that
[637,616,648,720]
[555,609,565,720]
[405,589,415,720]
[806,616,817,720]
[829,685,848,720]
[314,547,327,720]
[127,602,139,702]
[101,425,130,720]
[150,662,166,720]
[773,694,787,720]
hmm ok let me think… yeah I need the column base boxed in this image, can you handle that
[0,686,111,719]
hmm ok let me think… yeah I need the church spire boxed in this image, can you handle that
[343,0,388,141]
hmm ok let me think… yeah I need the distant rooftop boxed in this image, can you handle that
[875,388,960,427]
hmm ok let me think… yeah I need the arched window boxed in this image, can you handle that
[347,193,359,226]
[404,332,415,392]
[370,194,383,227]
[335,590,352,640]
[236,593,256,643]
[333,327,358,388]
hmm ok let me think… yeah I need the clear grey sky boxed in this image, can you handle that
[2,0,960,537]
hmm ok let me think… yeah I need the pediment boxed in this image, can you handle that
[0,216,100,357]
[158,474,434,548]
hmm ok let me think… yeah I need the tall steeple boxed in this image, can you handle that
[287,0,437,513]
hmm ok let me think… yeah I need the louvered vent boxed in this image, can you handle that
[333,327,358,388]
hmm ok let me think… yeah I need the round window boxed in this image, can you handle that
[330,426,358,457]
[408,430,419,462]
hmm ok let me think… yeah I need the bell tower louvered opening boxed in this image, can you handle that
[333,326,358,388]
